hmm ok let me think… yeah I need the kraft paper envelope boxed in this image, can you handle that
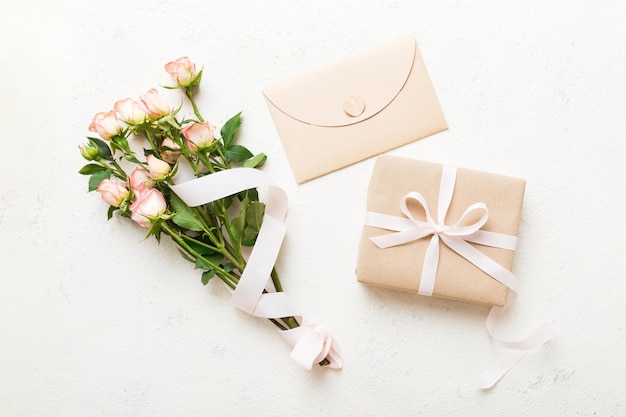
[356,156,526,307]
[262,34,448,184]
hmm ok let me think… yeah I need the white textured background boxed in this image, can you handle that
[2,1,625,416]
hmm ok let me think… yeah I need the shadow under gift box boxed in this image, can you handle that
[262,34,448,184]
[356,156,526,307]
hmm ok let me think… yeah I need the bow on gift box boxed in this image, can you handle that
[364,165,554,389]
[171,164,342,370]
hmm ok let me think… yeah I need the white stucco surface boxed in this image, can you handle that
[2,1,625,416]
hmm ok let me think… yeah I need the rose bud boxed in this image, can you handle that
[138,88,171,120]
[114,98,148,125]
[146,155,171,180]
[180,121,214,154]
[164,57,200,88]
[160,138,181,163]
[96,179,130,207]
[128,167,154,198]
[79,143,100,161]
[88,110,123,140]
[130,188,167,228]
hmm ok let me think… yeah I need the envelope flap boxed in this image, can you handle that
[263,34,416,127]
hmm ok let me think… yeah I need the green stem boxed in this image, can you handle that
[269,318,287,331]
[178,233,220,253]
[110,160,127,178]
[97,158,126,180]
[145,130,158,152]
[162,216,329,364]
[170,130,201,176]
[270,268,283,292]
[215,146,231,169]
[186,87,204,122]
[186,206,242,270]
[268,269,299,330]
[197,152,215,173]
[219,202,244,266]
[115,139,148,170]
[183,154,201,176]
[161,222,237,285]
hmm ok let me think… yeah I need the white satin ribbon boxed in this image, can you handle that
[170,166,342,370]
[365,165,554,389]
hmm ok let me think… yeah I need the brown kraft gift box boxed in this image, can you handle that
[356,155,526,307]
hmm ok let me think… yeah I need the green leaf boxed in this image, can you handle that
[107,205,118,220]
[190,68,204,87]
[222,194,234,209]
[79,164,108,175]
[158,114,181,132]
[230,195,265,247]
[242,153,267,168]
[242,201,265,246]
[220,112,242,149]
[170,193,204,232]
[201,269,215,285]
[230,195,247,247]
[225,145,253,162]
[183,237,220,258]
[87,137,113,160]
[88,170,112,192]
[236,188,258,202]
[144,148,158,158]
[195,253,223,270]
[147,222,162,242]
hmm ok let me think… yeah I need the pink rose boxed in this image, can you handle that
[114,98,147,125]
[138,88,170,120]
[180,121,214,154]
[160,138,181,163]
[164,57,199,88]
[88,110,123,140]
[128,167,154,198]
[146,155,171,180]
[130,188,167,228]
[96,179,129,207]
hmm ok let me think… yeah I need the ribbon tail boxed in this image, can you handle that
[440,236,555,388]
[441,235,520,292]
[486,293,556,351]
[418,235,440,296]
[478,349,528,389]
[479,318,555,389]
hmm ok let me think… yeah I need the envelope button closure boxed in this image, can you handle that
[343,96,366,117]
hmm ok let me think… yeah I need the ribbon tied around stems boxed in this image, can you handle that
[365,165,554,389]
[170,164,342,370]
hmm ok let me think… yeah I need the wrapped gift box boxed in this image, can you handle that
[356,155,526,306]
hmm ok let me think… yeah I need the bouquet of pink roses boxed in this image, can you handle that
[79,57,341,369]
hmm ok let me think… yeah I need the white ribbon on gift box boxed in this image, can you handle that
[170,165,342,370]
[364,165,555,389]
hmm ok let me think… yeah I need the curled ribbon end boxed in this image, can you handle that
[319,345,343,370]
[284,324,343,371]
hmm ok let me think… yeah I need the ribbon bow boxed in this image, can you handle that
[366,165,519,296]
[365,165,554,389]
